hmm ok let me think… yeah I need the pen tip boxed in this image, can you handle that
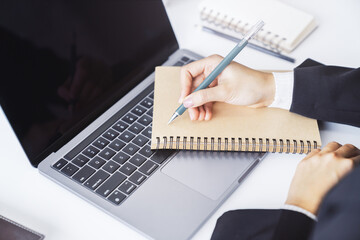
[168,113,178,125]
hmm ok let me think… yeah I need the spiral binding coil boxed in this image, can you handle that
[155,137,317,154]
[199,7,287,52]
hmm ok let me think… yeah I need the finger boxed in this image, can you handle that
[191,74,218,90]
[204,102,213,120]
[179,55,222,103]
[183,86,227,108]
[302,148,321,161]
[198,106,206,121]
[351,155,360,167]
[188,74,206,95]
[188,107,199,121]
[335,144,360,158]
[321,141,342,153]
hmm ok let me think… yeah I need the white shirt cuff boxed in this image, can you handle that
[282,204,318,221]
[268,71,294,110]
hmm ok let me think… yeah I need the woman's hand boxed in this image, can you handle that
[286,142,360,215]
[179,54,275,120]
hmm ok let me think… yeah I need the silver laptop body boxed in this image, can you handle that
[0,1,266,239]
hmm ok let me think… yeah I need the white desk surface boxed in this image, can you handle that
[1,0,359,239]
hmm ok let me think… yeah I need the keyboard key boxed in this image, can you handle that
[102,160,120,174]
[148,92,154,99]
[181,56,190,62]
[129,171,147,185]
[122,113,138,125]
[128,122,144,134]
[102,129,119,141]
[99,147,116,160]
[123,143,139,155]
[88,156,106,169]
[173,61,184,66]
[146,108,153,117]
[61,163,79,176]
[119,130,135,143]
[53,159,68,170]
[118,181,137,195]
[93,137,110,150]
[129,154,146,167]
[139,145,155,158]
[82,145,99,158]
[112,152,130,165]
[112,121,128,133]
[108,139,126,151]
[108,190,126,205]
[72,165,95,183]
[132,135,148,147]
[139,161,158,176]
[119,163,137,176]
[151,150,174,164]
[141,126,152,138]
[131,105,147,116]
[84,170,110,190]
[72,154,90,167]
[95,172,127,197]
[140,98,153,109]
[138,115,152,126]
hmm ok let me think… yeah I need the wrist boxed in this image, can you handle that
[285,197,320,215]
[261,72,275,106]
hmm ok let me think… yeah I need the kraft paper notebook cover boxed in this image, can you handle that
[151,67,321,154]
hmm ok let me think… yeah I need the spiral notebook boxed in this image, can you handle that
[199,0,317,53]
[151,67,321,154]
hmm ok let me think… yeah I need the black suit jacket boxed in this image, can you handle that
[211,59,360,240]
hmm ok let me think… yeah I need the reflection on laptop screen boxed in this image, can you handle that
[0,0,178,165]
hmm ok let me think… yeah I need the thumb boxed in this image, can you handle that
[183,86,226,108]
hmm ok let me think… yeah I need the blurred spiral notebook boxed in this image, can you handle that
[199,0,317,53]
[151,67,321,154]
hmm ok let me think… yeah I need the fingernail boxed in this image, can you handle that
[205,112,210,121]
[183,98,194,108]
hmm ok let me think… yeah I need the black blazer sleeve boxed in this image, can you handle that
[271,209,315,240]
[290,59,360,127]
[211,209,315,240]
[211,209,282,240]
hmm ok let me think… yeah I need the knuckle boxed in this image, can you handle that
[329,141,342,147]
[310,149,321,155]
[210,54,223,60]
[344,144,357,151]
[328,151,338,159]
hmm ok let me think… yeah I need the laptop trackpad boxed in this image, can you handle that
[161,151,261,200]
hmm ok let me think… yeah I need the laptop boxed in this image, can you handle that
[0,1,266,239]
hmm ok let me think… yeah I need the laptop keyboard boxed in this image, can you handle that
[51,55,194,205]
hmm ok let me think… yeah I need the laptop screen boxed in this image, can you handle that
[0,0,178,166]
